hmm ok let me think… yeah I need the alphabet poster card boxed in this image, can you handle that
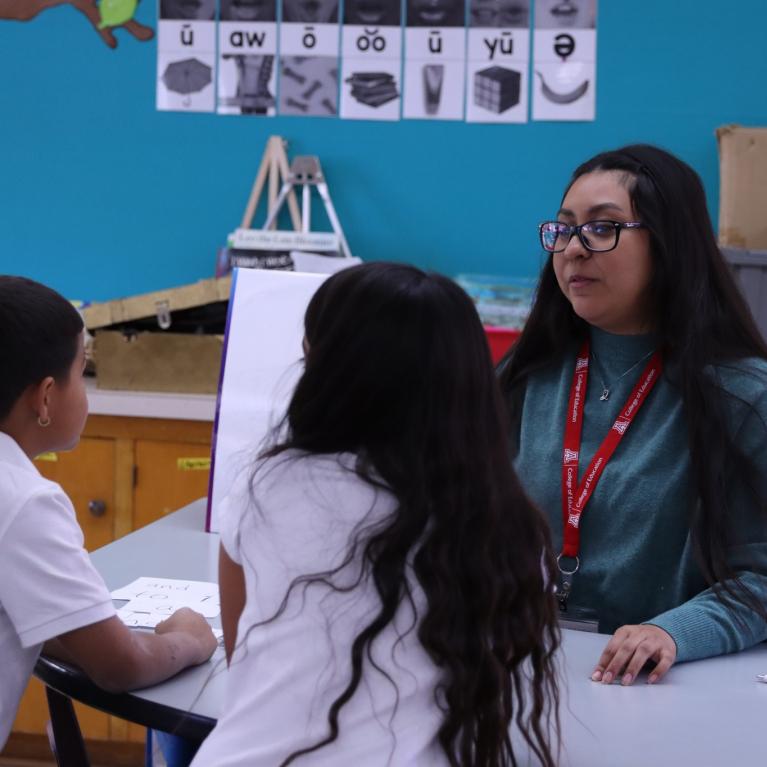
[340,0,402,121]
[402,0,466,120]
[466,0,529,123]
[218,0,278,115]
[532,0,597,121]
[157,0,216,112]
[279,0,341,116]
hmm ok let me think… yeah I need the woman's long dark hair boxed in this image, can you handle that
[500,143,767,617]
[257,262,560,766]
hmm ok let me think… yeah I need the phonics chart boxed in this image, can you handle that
[156,0,597,121]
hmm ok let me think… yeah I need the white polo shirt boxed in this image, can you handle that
[191,451,448,767]
[0,432,115,749]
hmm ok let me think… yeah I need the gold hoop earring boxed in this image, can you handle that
[37,416,51,428]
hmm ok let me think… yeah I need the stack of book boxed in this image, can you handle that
[346,72,399,108]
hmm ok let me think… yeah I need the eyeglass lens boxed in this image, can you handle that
[541,221,618,252]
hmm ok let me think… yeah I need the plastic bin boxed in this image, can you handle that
[484,326,521,364]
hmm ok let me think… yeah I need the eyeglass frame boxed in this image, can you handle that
[538,220,645,254]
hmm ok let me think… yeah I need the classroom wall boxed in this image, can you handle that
[1,1,766,301]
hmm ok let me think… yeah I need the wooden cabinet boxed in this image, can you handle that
[4,413,212,760]
[134,439,212,531]
[34,437,117,551]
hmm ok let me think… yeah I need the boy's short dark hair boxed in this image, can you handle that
[0,276,84,421]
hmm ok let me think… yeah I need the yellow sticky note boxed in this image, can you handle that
[177,457,211,471]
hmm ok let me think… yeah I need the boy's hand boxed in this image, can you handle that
[156,607,218,664]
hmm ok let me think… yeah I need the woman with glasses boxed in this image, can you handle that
[499,144,767,687]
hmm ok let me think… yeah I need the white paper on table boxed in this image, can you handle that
[122,597,220,619]
[111,576,218,605]
[207,269,329,532]
[116,607,224,632]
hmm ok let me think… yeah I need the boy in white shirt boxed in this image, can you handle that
[0,275,217,749]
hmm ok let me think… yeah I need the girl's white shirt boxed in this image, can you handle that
[191,451,448,767]
[0,432,115,749]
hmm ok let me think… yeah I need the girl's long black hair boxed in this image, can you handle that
[255,262,560,766]
[500,143,767,618]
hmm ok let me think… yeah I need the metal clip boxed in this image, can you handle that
[556,554,579,613]
[155,299,171,330]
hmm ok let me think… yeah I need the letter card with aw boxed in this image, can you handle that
[217,0,278,116]
[207,268,329,532]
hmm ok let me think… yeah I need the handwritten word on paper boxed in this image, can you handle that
[117,606,167,629]
[122,597,219,619]
[111,577,220,618]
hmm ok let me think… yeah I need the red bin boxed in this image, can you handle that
[484,326,521,365]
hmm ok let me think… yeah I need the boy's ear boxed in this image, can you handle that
[27,376,56,424]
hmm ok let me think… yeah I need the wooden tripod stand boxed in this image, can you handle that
[240,136,302,231]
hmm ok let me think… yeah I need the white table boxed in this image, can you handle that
[37,499,767,765]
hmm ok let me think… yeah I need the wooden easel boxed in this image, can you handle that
[240,136,302,231]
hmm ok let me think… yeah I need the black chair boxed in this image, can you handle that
[44,685,91,767]
[35,653,216,765]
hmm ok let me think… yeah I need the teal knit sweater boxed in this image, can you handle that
[513,327,767,662]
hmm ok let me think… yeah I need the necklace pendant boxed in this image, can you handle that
[600,388,610,401]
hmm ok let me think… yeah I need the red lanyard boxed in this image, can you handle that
[561,341,663,561]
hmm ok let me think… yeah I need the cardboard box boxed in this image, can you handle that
[93,331,224,394]
[84,277,231,394]
[717,125,767,249]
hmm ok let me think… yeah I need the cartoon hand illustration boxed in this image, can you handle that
[0,0,154,48]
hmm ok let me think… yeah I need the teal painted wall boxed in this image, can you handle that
[1,1,765,301]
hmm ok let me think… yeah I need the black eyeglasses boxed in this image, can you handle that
[538,220,645,253]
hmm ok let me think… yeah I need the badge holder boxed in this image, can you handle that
[556,554,579,612]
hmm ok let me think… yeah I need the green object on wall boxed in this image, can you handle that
[98,0,138,28]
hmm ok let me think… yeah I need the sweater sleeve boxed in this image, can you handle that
[646,379,767,663]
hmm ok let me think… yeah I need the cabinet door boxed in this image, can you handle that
[34,437,116,551]
[133,440,211,530]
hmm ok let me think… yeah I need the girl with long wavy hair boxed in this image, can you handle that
[500,144,767,687]
[191,262,560,767]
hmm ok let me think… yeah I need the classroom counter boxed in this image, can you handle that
[85,379,216,422]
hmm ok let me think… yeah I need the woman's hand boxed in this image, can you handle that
[591,624,677,685]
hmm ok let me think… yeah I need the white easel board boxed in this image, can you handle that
[206,268,329,532]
